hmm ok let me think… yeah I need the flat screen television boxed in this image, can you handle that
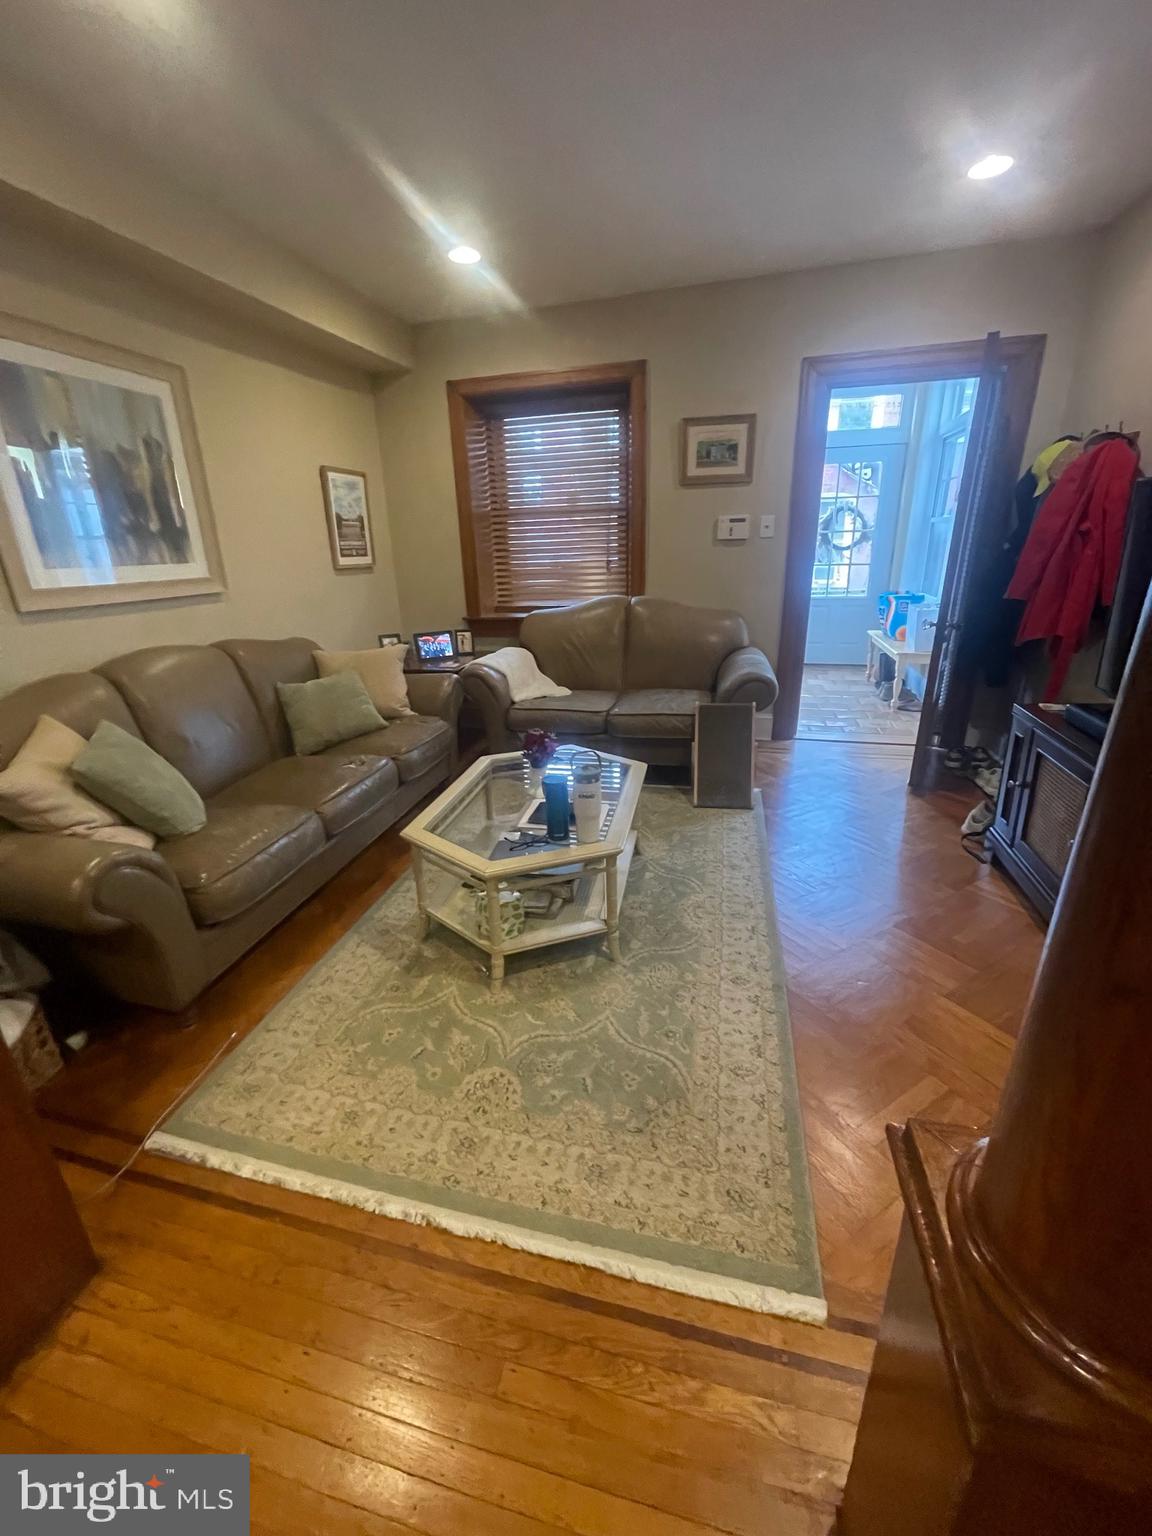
[1098,476,1152,697]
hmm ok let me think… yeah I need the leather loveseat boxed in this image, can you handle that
[461,596,777,765]
[0,638,459,1011]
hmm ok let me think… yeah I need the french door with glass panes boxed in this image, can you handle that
[805,440,907,665]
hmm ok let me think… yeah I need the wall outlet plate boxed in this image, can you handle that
[760,514,776,538]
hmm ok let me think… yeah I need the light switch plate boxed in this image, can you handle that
[760,514,776,538]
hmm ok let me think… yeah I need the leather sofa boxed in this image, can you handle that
[0,638,459,1011]
[461,596,777,765]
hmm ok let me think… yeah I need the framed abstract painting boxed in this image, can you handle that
[320,466,375,571]
[0,312,224,611]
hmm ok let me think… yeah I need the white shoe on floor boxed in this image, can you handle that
[961,800,995,835]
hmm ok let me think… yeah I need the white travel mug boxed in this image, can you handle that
[572,753,603,843]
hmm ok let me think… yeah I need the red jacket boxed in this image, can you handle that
[1006,438,1139,697]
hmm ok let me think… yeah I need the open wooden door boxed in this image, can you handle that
[909,333,1015,789]
[774,334,1046,743]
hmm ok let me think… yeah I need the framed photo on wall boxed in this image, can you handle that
[680,414,757,487]
[0,311,225,612]
[320,465,375,571]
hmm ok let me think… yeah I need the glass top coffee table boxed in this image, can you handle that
[401,746,646,989]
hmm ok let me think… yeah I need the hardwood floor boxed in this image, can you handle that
[3,741,1044,1534]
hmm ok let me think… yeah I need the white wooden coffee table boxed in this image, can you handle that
[401,746,646,990]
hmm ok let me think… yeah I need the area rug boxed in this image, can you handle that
[149,788,825,1320]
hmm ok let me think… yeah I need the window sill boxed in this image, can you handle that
[466,614,528,637]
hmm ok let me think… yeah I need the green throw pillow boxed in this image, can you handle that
[71,721,206,839]
[277,671,386,756]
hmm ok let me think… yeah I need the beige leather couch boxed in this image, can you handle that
[0,638,459,1011]
[461,596,777,765]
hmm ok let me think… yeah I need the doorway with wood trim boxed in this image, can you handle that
[799,378,978,744]
[774,335,1046,786]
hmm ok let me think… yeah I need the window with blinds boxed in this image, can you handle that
[447,362,646,623]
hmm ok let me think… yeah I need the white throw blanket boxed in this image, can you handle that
[480,647,572,704]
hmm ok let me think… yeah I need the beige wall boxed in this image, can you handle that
[1067,189,1152,433]
[0,82,412,373]
[377,233,1097,659]
[0,212,1112,695]
[0,233,402,690]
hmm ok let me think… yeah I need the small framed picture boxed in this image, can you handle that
[412,629,456,662]
[680,415,757,487]
[454,629,475,656]
[377,632,403,647]
[320,465,375,570]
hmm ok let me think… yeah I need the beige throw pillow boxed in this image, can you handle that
[314,646,412,719]
[0,715,155,849]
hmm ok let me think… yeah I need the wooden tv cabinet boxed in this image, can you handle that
[987,704,1102,920]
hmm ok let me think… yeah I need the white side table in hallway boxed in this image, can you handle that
[865,628,932,710]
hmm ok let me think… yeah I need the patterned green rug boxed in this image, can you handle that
[151,788,824,1320]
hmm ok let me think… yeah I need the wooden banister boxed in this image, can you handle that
[840,585,1152,1531]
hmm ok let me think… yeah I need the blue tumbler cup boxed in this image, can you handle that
[542,770,571,842]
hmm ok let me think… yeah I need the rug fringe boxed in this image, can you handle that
[146,1131,827,1324]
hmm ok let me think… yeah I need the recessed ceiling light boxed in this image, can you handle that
[447,245,482,264]
[967,154,1015,181]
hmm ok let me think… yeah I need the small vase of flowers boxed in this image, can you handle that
[521,729,558,795]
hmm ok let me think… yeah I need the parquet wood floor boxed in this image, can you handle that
[3,740,1044,1533]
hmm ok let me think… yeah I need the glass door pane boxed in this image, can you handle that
[806,443,907,665]
[826,390,907,432]
[812,457,884,598]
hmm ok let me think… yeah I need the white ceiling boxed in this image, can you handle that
[3,0,1151,324]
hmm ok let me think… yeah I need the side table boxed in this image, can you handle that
[865,628,932,711]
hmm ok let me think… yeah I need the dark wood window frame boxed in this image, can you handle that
[446,360,647,634]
